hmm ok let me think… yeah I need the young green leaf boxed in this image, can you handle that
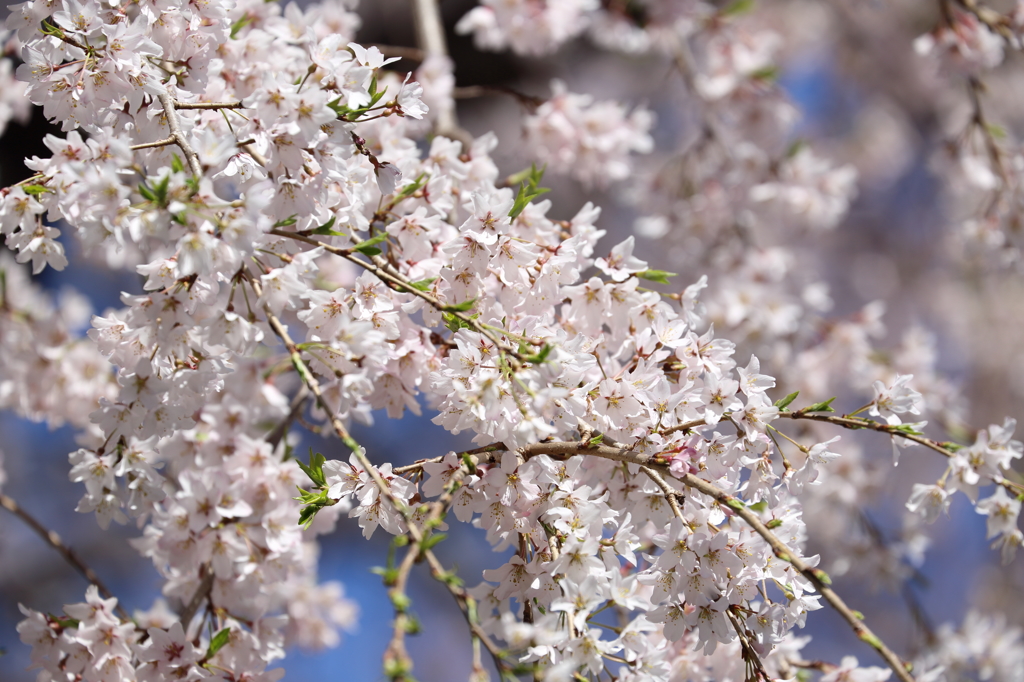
[206,628,231,658]
[273,215,297,228]
[443,298,478,313]
[311,216,347,236]
[421,532,447,551]
[508,164,550,220]
[391,172,429,204]
[405,277,437,292]
[636,269,677,285]
[802,397,836,413]
[171,154,184,174]
[351,233,388,256]
[522,344,552,365]
[774,391,800,410]
[137,183,157,203]
[21,184,50,196]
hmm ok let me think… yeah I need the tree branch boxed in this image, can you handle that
[179,565,215,636]
[248,274,513,677]
[514,438,917,682]
[172,100,245,110]
[158,93,203,177]
[0,492,131,621]
[130,137,176,151]
[267,229,526,364]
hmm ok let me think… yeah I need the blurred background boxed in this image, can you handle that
[1,0,1023,680]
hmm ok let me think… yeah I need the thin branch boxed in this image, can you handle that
[638,464,685,521]
[172,100,245,110]
[726,608,772,682]
[658,418,709,438]
[0,493,131,621]
[248,275,512,674]
[130,137,176,151]
[515,438,917,682]
[453,85,545,113]
[266,384,310,450]
[158,93,203,177]
[268,229,526,364]
[966,76,1009,189]
[393,443,504,475]
[780,411,1024,496]
[179,566,215,635]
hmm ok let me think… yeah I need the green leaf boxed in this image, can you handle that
[802,397,836,414]
[522,343,552,365]
[636,269,677,285]
[406,277,437,292]
[391,173,429,203]
[508,164,550,220]
[153,174,170,204]
[725,498,745,511]
[587,433,605,446]
[460,452,478,476]
[21,184,49,196]
[443,312,473,333]
[443,298,478,313]
[785,139,807,158]
[986,123,1007,139]
[229,14,253,39]
[721,0,755,16]
[51,616,80,629]
[171,154,184,174]
[327,97,351,118]
[311,216,347,236]
[774,391,800,410]
[352,232,388,256]
[403,615,422,635]
[297,502,323,529]
[206,628,231,658]
[748,501,768,513]
[273,215,297,228]
[296,448,327,487]
[765,518,783,529]
[750,65,780,82]
[889,423,925,437]
[137,183,157,202]
[421,532,447,551]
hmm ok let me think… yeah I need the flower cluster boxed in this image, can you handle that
[0,0,1022,681]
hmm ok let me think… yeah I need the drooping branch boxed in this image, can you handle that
[0,492,130,621]
[268,228,527,364]
[248,274,513,679]
[179,565,215,636]
[513,438,917,682]
[266,385,310,450]
[781,411,1024,496]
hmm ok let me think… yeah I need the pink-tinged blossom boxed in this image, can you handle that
[523,80,653,187]
[455,0,597,56]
